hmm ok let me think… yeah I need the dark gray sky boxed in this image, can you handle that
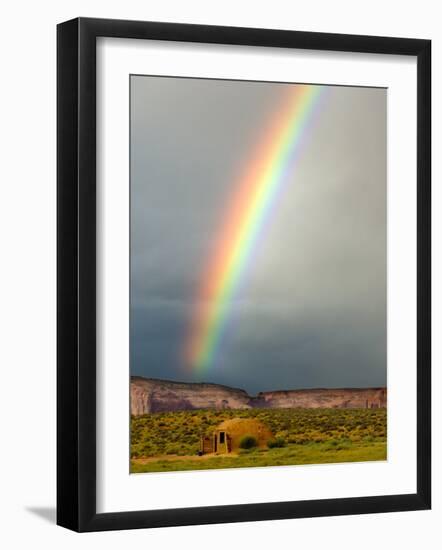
[130,75,386,394]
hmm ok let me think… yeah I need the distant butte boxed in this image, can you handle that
[130,376,387,415]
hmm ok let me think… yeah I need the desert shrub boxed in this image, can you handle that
[239,447,259,455]
[131,407,386,459]
[267,437,286,449]
[165,445,180,455]
[335,439,352,451]
[239,435,258,449]
[323,439,341,451]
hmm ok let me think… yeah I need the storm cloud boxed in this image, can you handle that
[130,76,386,394]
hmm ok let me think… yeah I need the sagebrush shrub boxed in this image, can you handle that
[239,435,258,449]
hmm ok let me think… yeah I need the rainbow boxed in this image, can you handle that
[183,84,326,372]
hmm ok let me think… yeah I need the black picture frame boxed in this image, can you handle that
[57,17,431,532]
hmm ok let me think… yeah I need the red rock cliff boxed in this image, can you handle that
[131,376,387,415]
[131,376,252,415]
[252,387,387,409]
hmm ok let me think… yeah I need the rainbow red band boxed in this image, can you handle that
[183,84,325,372]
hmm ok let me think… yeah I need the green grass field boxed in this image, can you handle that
[130,407,387,473]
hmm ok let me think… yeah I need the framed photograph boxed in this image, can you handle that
[57,17,431,532]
